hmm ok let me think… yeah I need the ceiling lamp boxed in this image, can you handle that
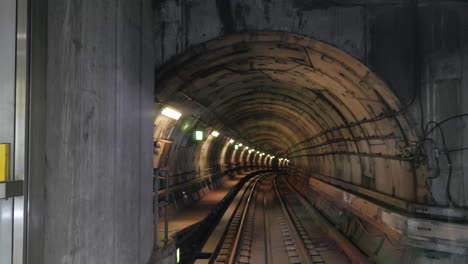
[161,107,182,120]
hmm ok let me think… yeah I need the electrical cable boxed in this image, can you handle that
[395,113,468,207]
[446,148,468,153]
[420,115,468,208]
[287,0,422,155]
[425,114,468,136]
[427,123,458,207]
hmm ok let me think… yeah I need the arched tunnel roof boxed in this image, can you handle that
[155,31,424,202]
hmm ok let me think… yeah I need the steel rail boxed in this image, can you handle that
[227,174,266,264]
[263,193,270,264]
[280,173,370,264]
[273,175,313,264]
[208,172,265,264]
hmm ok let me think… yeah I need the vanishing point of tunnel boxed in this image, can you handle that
[1,1,468,264]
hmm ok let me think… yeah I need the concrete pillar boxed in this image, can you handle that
[28,0,154,263]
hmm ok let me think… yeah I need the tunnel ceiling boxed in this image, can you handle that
[156,31,415,153]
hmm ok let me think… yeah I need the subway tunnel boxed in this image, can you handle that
[151,32,432,264]
[154,31,421,203]
[1,0,468,264]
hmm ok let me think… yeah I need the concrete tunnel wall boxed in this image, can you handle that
[153,0,468,208]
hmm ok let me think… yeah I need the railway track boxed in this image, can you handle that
[196,172,364,264]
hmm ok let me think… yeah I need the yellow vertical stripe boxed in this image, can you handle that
[0,144,10,182]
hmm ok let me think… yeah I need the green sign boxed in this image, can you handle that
[195,130,204,141]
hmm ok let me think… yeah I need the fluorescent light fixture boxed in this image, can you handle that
[195,130,204,141]
[239,143,243,147]
[234,144,239,150]
[229,139,235,144]
[161,107,182,120]
[177,248,181,263]
[211,130,220,137]
[245,146,249,150]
